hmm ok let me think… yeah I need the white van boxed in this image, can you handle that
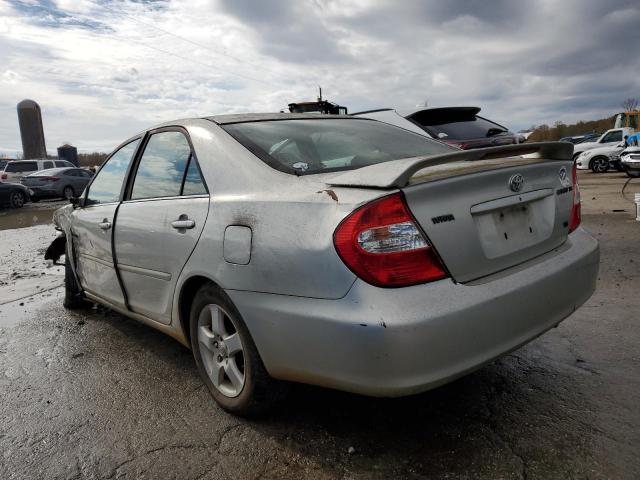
[1,159,75,182]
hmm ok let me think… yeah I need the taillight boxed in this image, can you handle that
[568,162,581,233]
[1,174,6,179]
[333,193,448,287]
[44,176,60,182]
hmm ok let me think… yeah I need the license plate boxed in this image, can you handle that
[473,197,554,259]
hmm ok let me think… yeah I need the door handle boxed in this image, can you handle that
[99,219,111,230]
[171,215,195,230]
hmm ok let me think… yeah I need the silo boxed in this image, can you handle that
[17,99,47,159]
[57,144,78,166]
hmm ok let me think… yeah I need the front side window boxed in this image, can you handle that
[602,131,623,143]
[86,139,140,205]
[130,131,192,200]
[223,119,454,175]
[44,161,54,169]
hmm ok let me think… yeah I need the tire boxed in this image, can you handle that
[190,283,285,416]
[63,186,75,200]
[64,253,86,309]
[9,190,25,208]
[590,156,609,173]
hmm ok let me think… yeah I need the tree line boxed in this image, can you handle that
[527,116,616,142]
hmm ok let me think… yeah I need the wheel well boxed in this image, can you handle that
[178,275,219,345]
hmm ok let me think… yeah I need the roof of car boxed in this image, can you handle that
[205,112,363,125]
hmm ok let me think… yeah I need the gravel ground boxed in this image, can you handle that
[0,172,638,480]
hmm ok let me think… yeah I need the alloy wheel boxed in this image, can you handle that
[197,304,245,398]
[593,157,608,173]
[11,191,24,208]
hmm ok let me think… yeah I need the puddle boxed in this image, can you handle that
[0,287,64,328]
[0,201,66,231]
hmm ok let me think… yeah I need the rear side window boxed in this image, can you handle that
[181,157,207,195]
[130,131,192,200]
[56,161,72,167]
[87,139,140,205]
[6,161,38,172]
[43,161,54,169]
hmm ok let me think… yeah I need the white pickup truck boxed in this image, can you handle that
[572,127,634,159]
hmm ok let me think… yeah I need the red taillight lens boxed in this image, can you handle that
[44,176,60,182]
[568,162,581,233]
[1,174,6,179]
[333,193,448,287]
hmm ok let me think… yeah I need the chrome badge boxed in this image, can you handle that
[558,166,567,182]
[508,173,524,192]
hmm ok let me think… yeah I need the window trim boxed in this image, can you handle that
[123,126,209,202]
[82,135,143,207]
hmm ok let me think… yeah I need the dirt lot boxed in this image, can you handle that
[0,172,638,479]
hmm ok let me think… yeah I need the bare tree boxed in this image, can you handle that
[621,97,640,112]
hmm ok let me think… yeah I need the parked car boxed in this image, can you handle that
[572,128,634,159]
[353,107,519,149]
[22,167,93,201]
[1,159,75,182]
[0,180,30,208]
[575,142,626,173]
[620,146,640,178]
[48,114,599,415]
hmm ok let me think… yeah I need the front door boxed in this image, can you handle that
[72,139,140,307]
[114,130,209,324]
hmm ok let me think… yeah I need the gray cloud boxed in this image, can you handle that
[0,0,638,155]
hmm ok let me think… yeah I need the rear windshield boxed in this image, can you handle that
[412,113,508,140]
[222,119,454,175]
[5,161,38,172]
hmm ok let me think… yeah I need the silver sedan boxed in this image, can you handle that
[50,113,599,415]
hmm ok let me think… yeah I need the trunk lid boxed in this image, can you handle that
[326,142,575,283]
[402,160,574,282]
[21,176,51,187]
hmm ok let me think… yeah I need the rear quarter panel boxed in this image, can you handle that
[173,120,383,303]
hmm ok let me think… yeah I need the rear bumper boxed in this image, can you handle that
[227,228,599,397]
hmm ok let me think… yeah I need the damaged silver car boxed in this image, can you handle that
[48,113,599,415]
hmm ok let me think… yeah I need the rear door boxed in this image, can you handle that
[114,129,209,324]
[72,139,141,307]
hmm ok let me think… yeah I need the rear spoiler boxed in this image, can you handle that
[326,142,573,189]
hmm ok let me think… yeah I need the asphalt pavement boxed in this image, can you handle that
[0,172,638,479]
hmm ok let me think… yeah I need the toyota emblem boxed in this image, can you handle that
[558,167,567,181]
[509,174,524,192]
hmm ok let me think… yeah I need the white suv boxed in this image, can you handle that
[1,159,75,182]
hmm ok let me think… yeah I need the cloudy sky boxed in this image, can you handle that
[0,0,638,155]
